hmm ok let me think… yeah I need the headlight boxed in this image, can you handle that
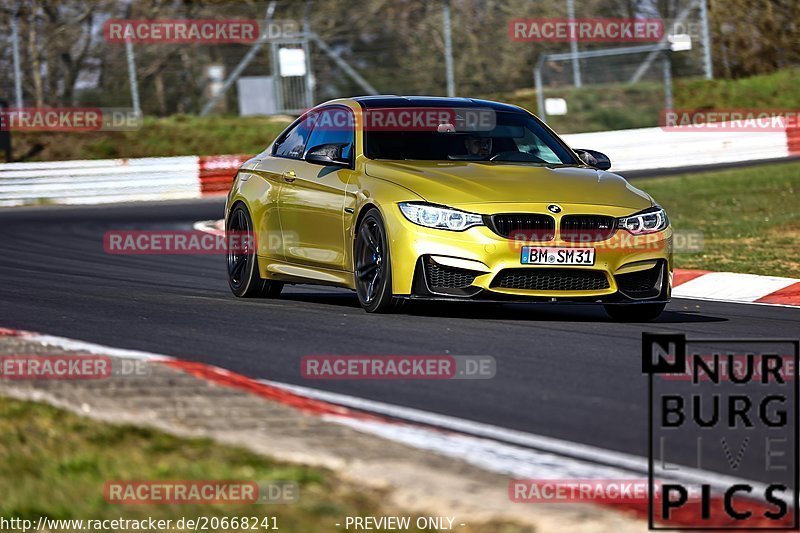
[618,206,669,234]
[398,202,484,231]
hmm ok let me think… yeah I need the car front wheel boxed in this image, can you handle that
[354,208,405,313]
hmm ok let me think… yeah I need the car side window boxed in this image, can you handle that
[303,107,355,163]
[274,115,315,159]
[513,126,562,164]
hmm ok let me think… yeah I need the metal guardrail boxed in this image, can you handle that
[562,126,793,172]
[0,156,201,207]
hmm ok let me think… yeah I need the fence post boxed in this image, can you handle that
[11,3,23,109]
[699,0,713,79]
[663,51,673,113]
[125,40,142,117]
[566,0,582,88]
[534,55,547,123]
[442,0,455,97]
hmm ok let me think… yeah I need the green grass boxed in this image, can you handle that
[0,396,522,532]
[12,114,291,162]
[634,161,800,277]
[488,81,665,134]
[673,68,800,110]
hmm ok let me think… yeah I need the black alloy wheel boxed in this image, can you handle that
[226,203,283,298]
[354,208,404,313]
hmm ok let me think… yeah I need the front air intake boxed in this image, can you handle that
[486,214,556,241]
[491,268,610,291]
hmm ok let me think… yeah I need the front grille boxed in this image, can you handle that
[616,265,662,296]
[426,262,477,289]
[487,214,555,241]
[560,215,616,242]
[491,268,609,291]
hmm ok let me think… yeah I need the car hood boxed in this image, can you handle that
[364,160,652,210]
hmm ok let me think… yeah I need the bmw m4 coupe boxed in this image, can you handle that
[225,96,672,320]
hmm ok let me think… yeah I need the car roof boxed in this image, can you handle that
[350,95,525,113]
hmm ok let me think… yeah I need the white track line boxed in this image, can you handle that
[27,333,171,361]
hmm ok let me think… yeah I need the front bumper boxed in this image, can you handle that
[385,202,673,303]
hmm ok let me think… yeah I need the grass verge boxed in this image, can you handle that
[634,161,800,278]
[11,115,291,162]
[0,396,520,532]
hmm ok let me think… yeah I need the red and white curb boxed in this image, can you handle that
[193,219,225,234]
[673,269,800,307]
[194,218,800,309]
[0,326,792,528]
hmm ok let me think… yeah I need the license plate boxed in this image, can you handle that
[521,247,595,265]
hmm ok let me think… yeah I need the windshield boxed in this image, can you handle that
[363,110,579,165]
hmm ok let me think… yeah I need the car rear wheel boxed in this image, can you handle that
[603,302,666,322]
[227,203,283,298]
[354,209,405,313]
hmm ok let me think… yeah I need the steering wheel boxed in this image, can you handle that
[489,151,547,163]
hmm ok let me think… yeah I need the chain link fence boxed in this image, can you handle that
[0,0,716,133]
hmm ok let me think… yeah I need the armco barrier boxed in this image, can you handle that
[0,156,201,207]
[786,124,800,155]
[0,123,796,207]
[562,126,792,172]
[199,154,251,195]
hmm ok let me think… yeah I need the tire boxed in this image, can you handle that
[354,208,405,313]
[226,203,284,298]
[603,302,666,322]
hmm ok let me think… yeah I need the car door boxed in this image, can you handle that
[277,106,356,271]
[248,156,287,262]
[246,115,315,263]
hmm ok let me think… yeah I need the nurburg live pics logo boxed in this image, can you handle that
[642,333,799,530]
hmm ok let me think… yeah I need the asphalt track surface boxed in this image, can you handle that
[0,198,798,488]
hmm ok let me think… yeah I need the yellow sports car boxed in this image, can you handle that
[226,96,672,320]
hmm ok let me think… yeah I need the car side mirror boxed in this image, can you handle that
[574,149,611,171]
[305,143,351,167]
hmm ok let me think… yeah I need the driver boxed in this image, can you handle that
[464,135,492,158]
